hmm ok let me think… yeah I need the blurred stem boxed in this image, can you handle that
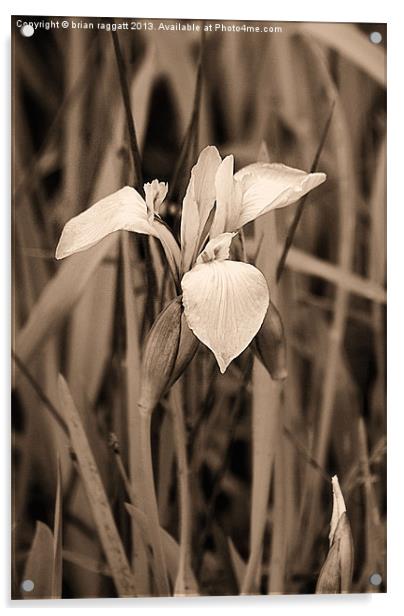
[112,28,156,324]
[195,354,254,577]
[111,29,143,191]
[276,100,335,282]
[171,386,193,595]
[12,351,67,434]
[139,408,170,595]
[109,432,138,506]
[168,28,205,205]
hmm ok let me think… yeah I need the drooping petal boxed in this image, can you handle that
[180,146,222,272]
[234,162,326,228]
[210,155,243,238]
[196,232,236,264]
[181,260,269,373]
[56,186,157,259]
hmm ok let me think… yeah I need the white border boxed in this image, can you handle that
[2,1,404,614]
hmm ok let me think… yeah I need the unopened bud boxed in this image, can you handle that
[167,310,199,389]
[316,476,354,594]
[138,296,182,414]
[138,296,200,415]
[253,300,287,380]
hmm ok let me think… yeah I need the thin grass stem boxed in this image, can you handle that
[276,100,335,282]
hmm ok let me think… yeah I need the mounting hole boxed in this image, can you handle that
[21,579,34,592]
[21,24,34,37]
[370,31,382,44]
[369,572,382,586]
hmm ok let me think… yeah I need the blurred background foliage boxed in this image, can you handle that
[12,17,386,597]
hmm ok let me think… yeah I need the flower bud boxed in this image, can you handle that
[252,300,287,380]
[167,310,199,389]
[138,296,200,415]
[316,476,354,594]
[138,296,182,414]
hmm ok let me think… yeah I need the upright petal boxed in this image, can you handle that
[181,260,269,373]
[144,180,168,220]
[181,146,222,271]
[210,155,242,238]
[196,232,236,264]
[56,186,157,259]
[234,162,326,228]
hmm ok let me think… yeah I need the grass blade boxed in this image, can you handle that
[242,146,281,594]
[15,236,118,366]
[300,23,386,87]
[22,522,55,599]
[122,232,150,594]
[125,503,198,591]
[57,375,137,597]
[52,456,63,598]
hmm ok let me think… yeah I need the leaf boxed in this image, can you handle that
[284,246,386,304]
[62,550,111,577]
[315,537,340,594]
[242,145,281,595]
[57,375,136,597]
[329,475,347,545]
[316,513,354,594]
[228,538,247,592]
[52,456,63,598]
[122,232,150,594]
[316,477,354,594]
[22,522,55,599]
[125,502,198,590]
[300,23,386,87]
[15,235,118,366]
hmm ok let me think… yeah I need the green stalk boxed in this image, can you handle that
[139,407,170,595]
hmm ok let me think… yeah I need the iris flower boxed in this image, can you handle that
[56,146,325,373]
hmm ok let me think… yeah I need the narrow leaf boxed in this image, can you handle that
[57,375,136,597]
[22,521,54,599]
[125,502,198,590]
[52,456,63,598]
[228,538,247,592]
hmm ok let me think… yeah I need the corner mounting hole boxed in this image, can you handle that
[370,31,382,44]
[21,579,34,592]
[21,24,34,37]
[369,572,382,586]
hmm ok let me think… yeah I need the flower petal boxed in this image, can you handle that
[181,260,269,373]
[180,146,222,272]
[234,162,326,228]
[144,180,168,220]
[196,232,236,264]
[56,186,157,259]
[210,155,242,238]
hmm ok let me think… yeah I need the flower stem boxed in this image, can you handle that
[139,407,170,595]
[170,387,195,596]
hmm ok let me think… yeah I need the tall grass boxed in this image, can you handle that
[12,18,386,597]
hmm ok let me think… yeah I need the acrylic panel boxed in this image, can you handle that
[11,15,387,599]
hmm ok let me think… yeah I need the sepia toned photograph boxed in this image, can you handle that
[11,15,386,599]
